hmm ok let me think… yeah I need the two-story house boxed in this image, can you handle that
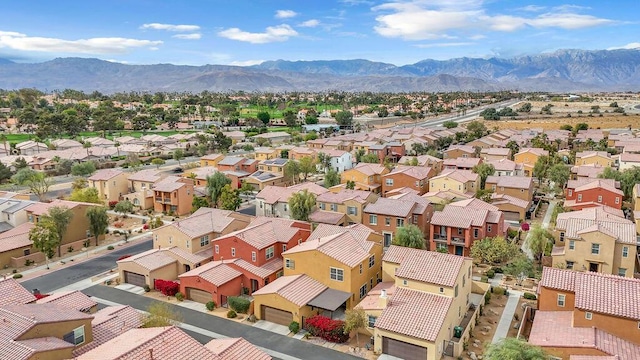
[88,169,129,203]
[528,268,640,359]
[485,158,523,177]
[564,178,623,210]
[570,164,606,180]
[429,170,479,197]
[443,157,482,171]
[359,246,488,360]
[256,182,328,218]
[382,166,435,196]
[254,147,279,161]
[341,163,390,193]
[363,196,433,249]
[317,149,353,173]
[312,189,378,225]
[288,146,316,161]
[430,198,504,256]
[152,176,195,216]
[199,153,224,167]
[122,169,165,209]
[551,207,636,277]
[251,226,383,326]
[480,147,511,161]
[575,151,614,167]
[443,145,476,159]
[484,175,534,202]
[514,148,549,177]
[398,154,443,174]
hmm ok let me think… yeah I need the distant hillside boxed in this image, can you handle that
[0,48,639,93]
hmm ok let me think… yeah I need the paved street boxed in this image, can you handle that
[21,238,152,293]
[84,286,361,360]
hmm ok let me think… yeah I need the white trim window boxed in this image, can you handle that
[367,315,377,328]
[622,246,629,258]
[215,245,219,254]
[285,258,295,269]
[64,326,85,345]
[200,235,209,247]
[231,248,236,257]
[557,294,566,307]
[265,246,275,260]
[251,251,256,262]
[369,255,375,268]
[591,243,600,255]
[369,214,377,225]
[330,267,344,281]
[585,312,592,320]
[359,284,367,299]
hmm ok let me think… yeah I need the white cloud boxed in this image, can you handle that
[372,1,615,40]
[230,59,265,66]
[275,10,298,19]
[0,31,162,54]
[140,23,200,32]
[519,5,546,12]
[172,33,202,40]
[469,34,486,40]
[414,42,474,48]
[607,42,640,50]
[299,19,320,28]
[218,24,298,44]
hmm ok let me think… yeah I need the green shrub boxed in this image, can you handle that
[493,287,506,296]
[481,275,488,283]
[227,310,237,318]
[523,293,537,300]
[13,273,22,279]
[486,269,495,278]
[107,246,115,250]
[206,301,216,311]
[143,284,151,292]
[493,267,504,273]
[175,292,184,301]
[484,291,491,305]
[227,296,251,314]
[289,321,300,334]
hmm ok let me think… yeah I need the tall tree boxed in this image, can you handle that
[324,169,340,188]
[288,189,316,221]
[71,161,96,177]
[505,140,519,160]
[218,184,242,210]
[11,168,51,201]
[68,187,102,204]
[343,308,367,346]
[206,172,231,207]
[473,163,496,189]
[47,206,74,258]
[298,156,316,182]
[284,160,301,185]
[29,216,59,269]
[548,163,570,190]
[114,200,134,216]
[484,338,547,360]
[173,149,185,166]
[86,206,109,246]
[393,224,425,249]
[527,224,553,262]
[151,158,166,169]
[335,110,353,128]
[470,236,519,264]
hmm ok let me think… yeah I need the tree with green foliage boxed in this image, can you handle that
[86,206,109,246]
[527,224,554,262]
[354,149,365,163]
[47,206,73,258]
[151,158,166,169]
[393,225,425,249]
[71,161,96,177]
[517,102,532,113]
[484,338,547,360]
[316,152,331,173]
[114,200,134,216]
[283,109,297,127]
[141,302,183,328]
[473,163,495,189]
[360,153,379,163]
[55,158,73,175]
[0,161,12,183]
[343,307,367,346]
[218,184,242,210]
[480,107,500,120]
[470,236,519,264]
[599,166,640,199]
[442,120,458,129]
[240,181,254,199]
[305,112,318,124]
[466,121,487,140]
[324,169,340,188]
[173,149,185,165]
[11,168,51,201]
[71,177,87,191]
[548,163,570,190]
[205,172,231,207]
[68,187,102,204]
[504,255,535,285]
[299,156,316,182]
[288,189,316,221]
[335,110,353,127]
[256,111,270,125]
[532,155,554,183]
[284,160,301,185]
[191,196,209,212]
[29,216,59,269]
[12,157,29,170]
[574,122,589,132]
[559,124,573,131]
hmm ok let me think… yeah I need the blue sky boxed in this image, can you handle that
[0,0,638,66]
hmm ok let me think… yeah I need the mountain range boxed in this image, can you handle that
[0,48,639,93]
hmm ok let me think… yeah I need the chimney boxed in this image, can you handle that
[378,289,389,308]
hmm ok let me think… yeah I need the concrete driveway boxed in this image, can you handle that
[253,320,291,335]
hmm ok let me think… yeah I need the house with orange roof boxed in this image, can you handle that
[489,193,531,222]
[256,182,328,218]
[564,178,623,210]
[514,147,549,177]
[358,246,488,359]
[0,277,36,306]
[485,175,534,202]
[528,268,640,359]
[429,169,479,197]
[382,165,435,196]
[551,207,636,277]
[288,146,316,160]
[152,176,194,216]
[340,163,390,193]
[313,189,378,225]
[88,168,129,203]
[254,147,279,161]
[570,164,606,180]
[430,198,504,256]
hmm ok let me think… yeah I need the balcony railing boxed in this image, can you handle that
[451,237,465,245]
[433,234,447,241]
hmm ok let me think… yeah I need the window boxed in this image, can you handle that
[200,235,209,247]
[330,267,344,281]
[369,255,375,268]
[369,214,377,225]
[168,236,172,245]
[597,195,602,203]
[615,197,620,204]
[385,217,391,226]
[396,218,404,227]
[569,240,575,250]
[319,203,326,210]
[259,202,263,209]
[215,245,219,254]
[347,206,357,215]
[402,279,408,286]
[622,246,629,258]
[585,312,593,320]
[457,228,463,235]
[568,190,573,196]
[455,285,458,297]
[385,178,394,186]
[370,278,374,289]
[618,268,627,277]
[284,204,288,212]
[359,264,363,274]
[251,251,256,262]
[330,204,337,211]
[63,326,85,345]
[439,287,444,293]
[462,275,466,287]
[266,246,275,260]
[559,232,565,241]
[566,261,574,269]
[282,244,287,252]
[285,258,295,269]
[577,194,582,201]
[436,243,447,251]
[591,243,600,255]
[473,229,479,238]
[231,248,236,257]
[383,233,392,247]
[359,284,367,299]
[412,215,418,224]
[186,240,189,248]
[487,224,492,233]
[367,315,377,328]
[557,294,566,307]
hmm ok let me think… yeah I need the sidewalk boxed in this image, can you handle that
[491,288,523,344]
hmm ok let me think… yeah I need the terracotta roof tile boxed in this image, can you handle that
[356,282,396,311]
[308,223,375,244]
[539,267,576,292]
[0,278,36,306]
[35,290,96,312]
[574,272,640,320]
[179,261,242,286]
[364,197,416,217]
[351,163,387,176]
[117,248,176,271]
[88,168,125,181]
[309,210,345,225]
[375,288,452,342]
[283,231,374,268]
[252,275,326,307]
[229,258,282,279]
[485,175,532,189]
[205,337,272,360]
[152,176,187,192]
[316,189,373,204]
[218,217,302,250]
[257,183,328,204]
[155,207,241,239]
[73,305,142,356]
[386,166,433,180]
[391,246,466,287]
[430,169,478,183]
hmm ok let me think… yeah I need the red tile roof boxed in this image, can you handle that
[252,274,326,307]
[205,337,272,360]
[375,287,452,342]
[356,282,396,311]
[316,189,373,204]
[256,182,328,204]
[364,197,416,217]
[35,290,96,312]
[117,248,176,271]
[284,231,375,268]
[0,278,36,306]
[309,210,346,225]
[574,272,640,320]
[179,261,242,286]
[386,246,467,287]
[74,305,142,356]
[485,175,533,189]
[218,217,302,250]
[539,267,576,292]
[88,168,125,181]
[430,169,478,183]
